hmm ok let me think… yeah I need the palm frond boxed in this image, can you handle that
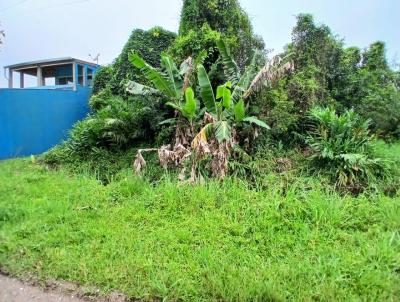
[126,81,160,96]
[129,52,176,98]
[214,121,232,143]
[231,51,259,102]
[161,55,183,97]
[243,116,271,129]
[243,55,294,100]
[197,64,217,114]
[180,56,194,93]
[217,39,240,85]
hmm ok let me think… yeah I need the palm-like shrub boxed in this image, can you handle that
[305,107,389,189]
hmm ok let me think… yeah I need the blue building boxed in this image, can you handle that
[0,58,99,160]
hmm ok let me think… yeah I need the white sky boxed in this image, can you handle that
[0,0,399,87]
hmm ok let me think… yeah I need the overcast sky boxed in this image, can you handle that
[0,0,399,87]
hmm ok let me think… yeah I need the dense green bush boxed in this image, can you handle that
[251,79,299,142]
[44,94,168,169]
[305,107,390,191]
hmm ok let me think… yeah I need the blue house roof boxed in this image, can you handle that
[4,57,99,71]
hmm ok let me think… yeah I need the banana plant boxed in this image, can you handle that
[197,64,270,143]
[127,53,198,125]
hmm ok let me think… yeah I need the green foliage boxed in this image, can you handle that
[242,116,270,129]
[305,107,390,190]
[88,88,113,111]
[42,146,136,184]
[129,53,178,98]
[251,14,400,142]
[350,43,400,138]
[214,120,232,142]
[252,79,298,141]
[128,53,201,127]
[234,99,245,122]
[44,94,168,174]
[178,0,264,68]
[109,27,176,94]
[286,14,342,112]
[75,97,165,150]
[197,62,271,130]
[92,65,114,94]
[197,64,217,113]
[45,4,400,188]
[182,87,197,123]
[169,24,222,69]
[362,41,388,70]
[54,28,176,165]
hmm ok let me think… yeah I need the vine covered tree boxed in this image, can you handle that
[170,0,265,69]
[93,27,176,95]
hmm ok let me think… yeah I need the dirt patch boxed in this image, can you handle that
[0,273,84,302]
[0,273,127,302]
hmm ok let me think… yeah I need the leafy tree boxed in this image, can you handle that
[362,41,388,70]
[254,14,400,141]
[251,14,343,142]
[342,42,400,138]
[331,46,362,109]
[171,0,265,69]
[288,14,343,109]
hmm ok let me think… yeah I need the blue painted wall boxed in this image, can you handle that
[0,86,91,159]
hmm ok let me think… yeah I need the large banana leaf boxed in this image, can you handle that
[234,99,245,122]
[197,64,217,114]
[126,81,159,96]
[214,121,232,143]
[243,55,294,100]
[243,116,271,129]
[183,87,197,122]
[231,51,259,102]
[161,55,183,97]
[129,53,176,98]
[216,82,232,109]
[217,39,240,85]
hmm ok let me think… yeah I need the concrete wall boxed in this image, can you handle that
[0,86,91,159]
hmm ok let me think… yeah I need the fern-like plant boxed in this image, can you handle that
[305,107,390,190]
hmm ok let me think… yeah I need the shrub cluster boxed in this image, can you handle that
[43,3,400,193]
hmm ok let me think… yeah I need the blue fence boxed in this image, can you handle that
[0,86,91,160]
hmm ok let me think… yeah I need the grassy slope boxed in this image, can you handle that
[0,159,399,301]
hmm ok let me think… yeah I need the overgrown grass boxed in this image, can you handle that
[1,157,399,301]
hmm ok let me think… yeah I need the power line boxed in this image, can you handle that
[39,0,91,10]
[0,0,90,14]
[0,0,28,13]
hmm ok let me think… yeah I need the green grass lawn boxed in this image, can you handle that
[1,158,399,301]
